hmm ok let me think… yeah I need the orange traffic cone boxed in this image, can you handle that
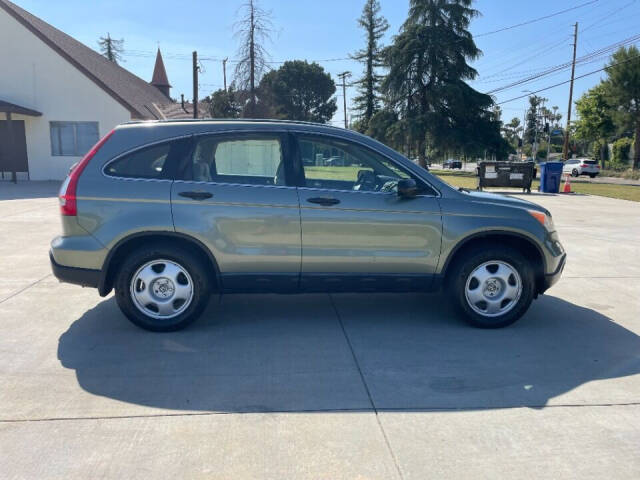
[562,174,572,193]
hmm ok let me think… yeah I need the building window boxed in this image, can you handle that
[50,122,99,156]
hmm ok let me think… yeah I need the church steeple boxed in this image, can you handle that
[150,48,171,98]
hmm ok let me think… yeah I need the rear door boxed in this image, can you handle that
[171,131,301,292]
[292,133,442,292]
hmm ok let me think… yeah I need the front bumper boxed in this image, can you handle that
[542,252,566,292]
[50,251,101,288]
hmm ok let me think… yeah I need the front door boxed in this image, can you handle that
[0,120,29,175]
[293,133,442,292]
[171,132,301,292]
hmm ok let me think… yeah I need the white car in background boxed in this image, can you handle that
[563,158,600,178]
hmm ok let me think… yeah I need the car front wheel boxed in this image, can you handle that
[449,247,535,328]
[114,245,210,331]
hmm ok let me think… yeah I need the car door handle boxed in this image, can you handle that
[307,197,340,206]
[178,191,213,200]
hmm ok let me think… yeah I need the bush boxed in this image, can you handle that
[612,137,633,165]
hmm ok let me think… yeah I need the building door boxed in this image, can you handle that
[0,120,29,175]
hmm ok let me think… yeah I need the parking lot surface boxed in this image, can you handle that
[1,182,639,479]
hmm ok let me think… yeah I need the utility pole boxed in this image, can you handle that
[192,51,199,119]
[337,71,351,129]
[222,57,228,92]
[562,22,578,160]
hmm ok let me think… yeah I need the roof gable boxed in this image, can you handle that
[0,0,171,119]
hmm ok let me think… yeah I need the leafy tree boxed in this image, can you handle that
[523,95,544,146]
[382,0,494,167]
[365,108,404,150]
[258,60,337,123]
[208,87,242,118]
[603,46,640,168]
[98,33,124,64]
[574,84,615,167]
[233,0,273,117]
[612,137,633,165]
[352,0,389,129]
[501,117,522,150]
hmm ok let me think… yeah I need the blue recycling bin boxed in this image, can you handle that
[539,162,564,193]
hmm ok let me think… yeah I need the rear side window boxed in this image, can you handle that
[105,143,171,179]
[186,136,285,186]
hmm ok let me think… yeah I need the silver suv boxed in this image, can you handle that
[50,120,566,331]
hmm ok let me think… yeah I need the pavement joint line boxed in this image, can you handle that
[563,275,640,279]
[329,293,405,480]
[0,273,52,304]
[2,402,640,424]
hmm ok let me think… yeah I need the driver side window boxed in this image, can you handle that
[298,135,417,193]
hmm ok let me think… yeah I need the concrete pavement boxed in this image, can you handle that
[1,182,639,479]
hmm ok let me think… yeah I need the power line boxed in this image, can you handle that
[580,0,637,33]
[485,33,640,95]
[475,0,600,37]
[496,53,640,105]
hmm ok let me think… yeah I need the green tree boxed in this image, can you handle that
[523,95,544,146]
[352,0,389,130]
[574,84,615,167]
[364,108,404,150]
[98,33,124,64]
[382,0,493,167]
[501,117,522,150]
[603,46,640,169]
[208,87,242,118]
[258,60,337,123]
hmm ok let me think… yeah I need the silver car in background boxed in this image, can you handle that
[563,158,600,178]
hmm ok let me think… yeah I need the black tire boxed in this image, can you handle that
[114,244,211,332]
[571,169,579,177]
[448,246,535,328]
[589,174,596,178]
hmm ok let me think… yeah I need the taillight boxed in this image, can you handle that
[596,164,600,168]
[580,164,588,168]
[59,129,114,216]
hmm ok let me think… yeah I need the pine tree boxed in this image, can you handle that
[382,0,495,166]
[233,0,273,117]
[352,0,389,131]
[98,33,124,64]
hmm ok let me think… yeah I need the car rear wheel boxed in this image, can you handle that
[449,247,535,328]
[571,169,579,177]
[114,245,210,331]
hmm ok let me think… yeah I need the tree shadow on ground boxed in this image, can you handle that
[58,293,640,413]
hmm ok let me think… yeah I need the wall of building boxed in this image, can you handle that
[0,8,131,180]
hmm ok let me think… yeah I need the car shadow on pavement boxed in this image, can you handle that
[0,180,60,200]
[57,293,640,413]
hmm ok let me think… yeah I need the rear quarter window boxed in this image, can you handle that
[104,143,171,179]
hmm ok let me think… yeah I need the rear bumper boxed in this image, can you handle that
[541,252,566,293]
[50,251,100,288]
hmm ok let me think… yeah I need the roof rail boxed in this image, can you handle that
[122,118,346,130]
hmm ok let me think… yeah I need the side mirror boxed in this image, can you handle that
[397,178,418,198]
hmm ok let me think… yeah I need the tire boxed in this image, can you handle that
[448,246,535,328]
[589,174,596,178]
[114,244,211,332]
[571,169,579,177]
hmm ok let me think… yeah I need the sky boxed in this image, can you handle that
[12,0,640,128]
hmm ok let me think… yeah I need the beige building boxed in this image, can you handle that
[0,0,176,180]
